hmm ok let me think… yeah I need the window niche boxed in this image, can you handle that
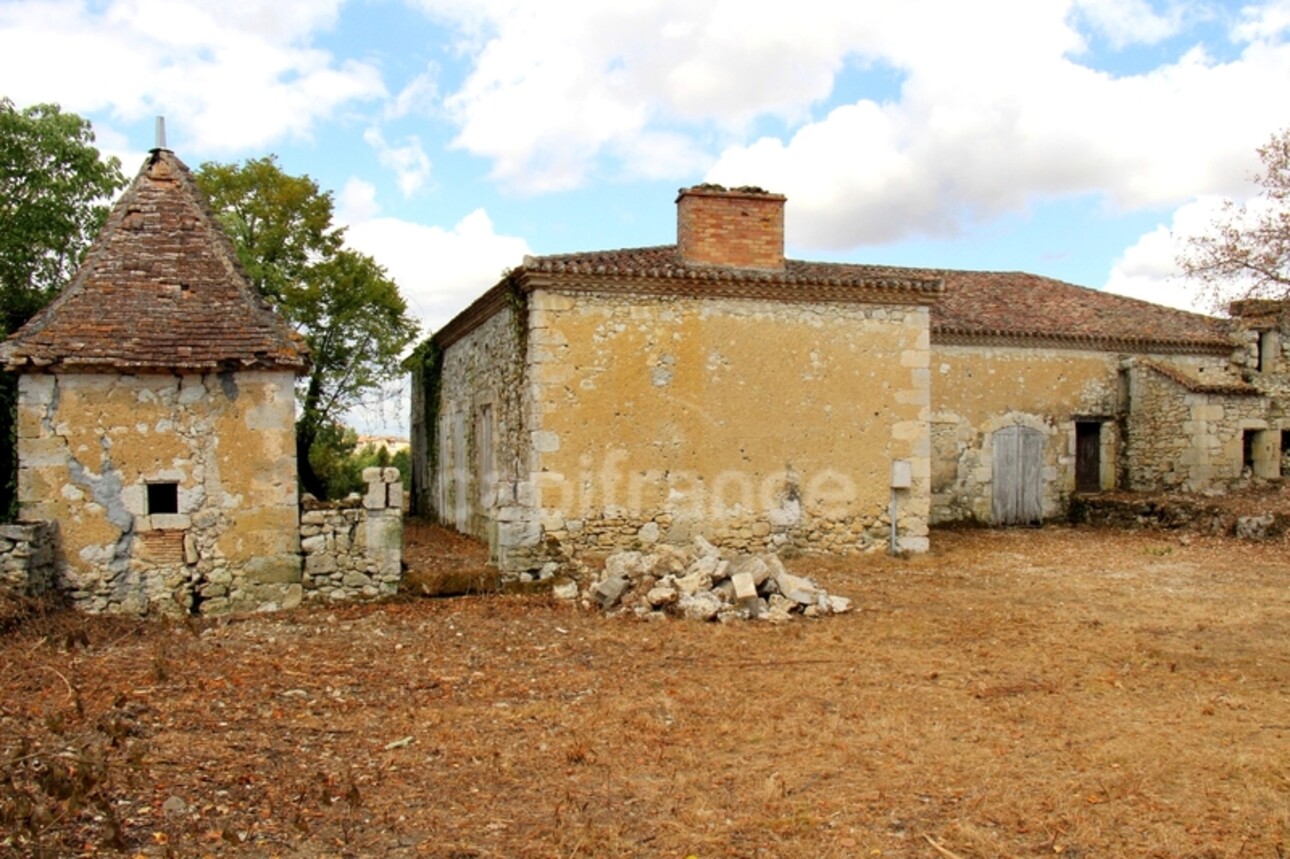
[147,482,179,515]
[141,480,190,530]
[1242,429,1280,479]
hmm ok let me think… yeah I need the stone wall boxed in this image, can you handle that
[929,345,1124,524]
[433,301,531,564]
[1126,362,1271,491]
[522,290,931,566]
[300,468,404,602]
[16,370,301,615]
[926,345,1257,523]
[1228,307,1290,478]
[0,521,59,600]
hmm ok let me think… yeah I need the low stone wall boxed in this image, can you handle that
[0,521,59,599]
[300,468,404,602]
[1069,493,1288,540]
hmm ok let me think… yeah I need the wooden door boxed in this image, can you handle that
[1075,422,1101,493]
[992,426,1044,525]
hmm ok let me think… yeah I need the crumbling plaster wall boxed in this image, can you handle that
[15,370,300,615]
[524,289,932,561]
[929,345,1123,524]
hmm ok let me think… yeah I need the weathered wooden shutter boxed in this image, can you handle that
[992,426,1044,525]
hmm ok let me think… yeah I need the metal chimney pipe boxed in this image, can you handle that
[155,116,167,150]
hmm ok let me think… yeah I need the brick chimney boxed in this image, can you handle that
[676,185,786,270]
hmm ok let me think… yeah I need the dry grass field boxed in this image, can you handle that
[3,521,1289,858]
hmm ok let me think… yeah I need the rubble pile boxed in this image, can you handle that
[580,536,853,622]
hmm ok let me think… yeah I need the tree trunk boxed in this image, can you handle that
[296,419,326,499]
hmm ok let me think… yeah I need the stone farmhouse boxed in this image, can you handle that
[2,145,403,615]
[412,185,1289,575]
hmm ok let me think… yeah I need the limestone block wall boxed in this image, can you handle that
[522,290,932,563]
[1230,317,1290,392]
[1229,319,1290,470]
[300,468,404,601]
[15,370,300,615]
[928,345,1123,524]
[1126,363,1270,491]
[432,301,531,562]
[0,521,59,599]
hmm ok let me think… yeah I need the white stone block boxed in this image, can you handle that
[301,534,327,554]
[900,349,930,368]
[362,467,382,483]
[386,482,403,508]
[515,481,538,506]
[363,482,386,509]
[529,291,575,312]
[17,374,56,404]
[382,468,400,483]
[532,430,560,452]
[497,520,541,548]
[897,535,930,553]
[731,571,757,601]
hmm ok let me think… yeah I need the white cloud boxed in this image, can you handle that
[1101,196,1227,313]
[706,5,1290,250]
[1233,0,1290,42]
[337,177,381,225]
[343,208,532,333]
[335,190,532,437]
[386,68,440,119]
[1072,0,1184,48]
[415,0,1290,250]
[426,0,879,192]
[0,0,385,152]
[363,128,433,196]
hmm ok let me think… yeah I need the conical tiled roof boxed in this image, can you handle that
[1,148,308,372]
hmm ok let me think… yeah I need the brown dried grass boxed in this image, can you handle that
[2,523,1289,857]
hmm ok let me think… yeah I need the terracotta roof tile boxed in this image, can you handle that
[523,245,941,293]
[514,247,1233,353]
[927,267,1231,351]
[432,246,944,349]
[2,149,308,373]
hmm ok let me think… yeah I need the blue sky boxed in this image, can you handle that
[2,0,1289,434]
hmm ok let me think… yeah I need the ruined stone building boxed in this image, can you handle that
[2,146,308,614]
[412,185,1289,576]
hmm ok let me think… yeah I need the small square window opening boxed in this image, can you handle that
[147,482,179,515]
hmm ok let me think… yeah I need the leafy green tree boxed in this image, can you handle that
[0,99,126,519]
[194,157,420,499]
[0,99,126,332]
[1180,128,1290,309]
[310,422,361,500]
[194,155,340,305]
